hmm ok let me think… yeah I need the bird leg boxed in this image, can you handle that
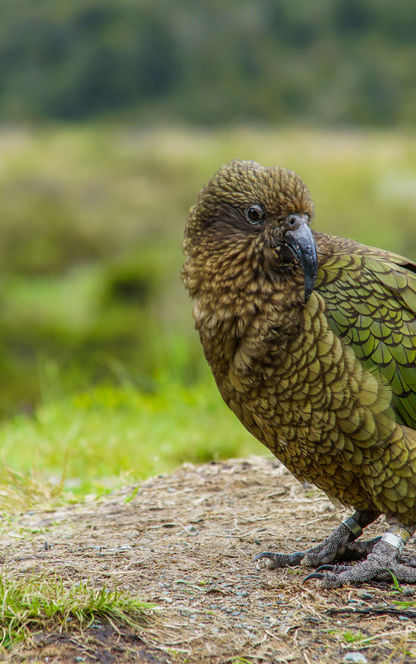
[255,508,380,569]
[305,522,416,588]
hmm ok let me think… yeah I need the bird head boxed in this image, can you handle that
[183,159,318,303]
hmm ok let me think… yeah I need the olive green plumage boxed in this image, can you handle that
[182,159,416,533]
[318,249,416,429]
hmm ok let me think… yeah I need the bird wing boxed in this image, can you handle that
[315,235,416,429]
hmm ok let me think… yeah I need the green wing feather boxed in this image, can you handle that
[315,237,416,430]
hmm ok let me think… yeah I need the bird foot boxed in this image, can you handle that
[303,540,416,588]
[255,531,381,570]
[303,536,381,566]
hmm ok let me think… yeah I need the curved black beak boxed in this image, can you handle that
[284,217,318,303]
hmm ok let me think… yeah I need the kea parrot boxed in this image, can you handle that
[182,159,416,588]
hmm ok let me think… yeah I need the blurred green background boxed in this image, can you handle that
[0,1,415,496]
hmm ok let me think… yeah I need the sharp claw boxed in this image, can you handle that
[315,564,336,573]
[290,551,305,565]
[253,552,275,562]
[302,572,326,583]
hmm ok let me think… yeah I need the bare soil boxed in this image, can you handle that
[1,457,416,663]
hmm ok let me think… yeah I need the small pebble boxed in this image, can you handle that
[343,653,367,664]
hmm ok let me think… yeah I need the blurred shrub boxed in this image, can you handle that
[103,253,159,306]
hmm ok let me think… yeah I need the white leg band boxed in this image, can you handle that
[381,526,411,553]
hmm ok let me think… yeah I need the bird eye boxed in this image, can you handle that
[245,204,265,224]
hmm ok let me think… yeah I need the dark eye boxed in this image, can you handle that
[245,204,265,224]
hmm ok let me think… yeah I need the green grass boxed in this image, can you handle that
[0,380,265,502]
[0,574,155,648]
[343,631,365,644]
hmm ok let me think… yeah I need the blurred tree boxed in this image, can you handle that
[0,0,415,125]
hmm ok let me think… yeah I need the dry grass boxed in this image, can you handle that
[0,467,66,516]
[1,457,416,662]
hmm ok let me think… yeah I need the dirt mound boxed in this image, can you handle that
[2,457,415,663]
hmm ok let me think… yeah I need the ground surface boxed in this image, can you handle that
[2,457,416,663]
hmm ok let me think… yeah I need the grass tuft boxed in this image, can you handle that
[0,574,155,649]
[388,570,403,592]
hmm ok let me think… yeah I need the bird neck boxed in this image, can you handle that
[183,232,306,339]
